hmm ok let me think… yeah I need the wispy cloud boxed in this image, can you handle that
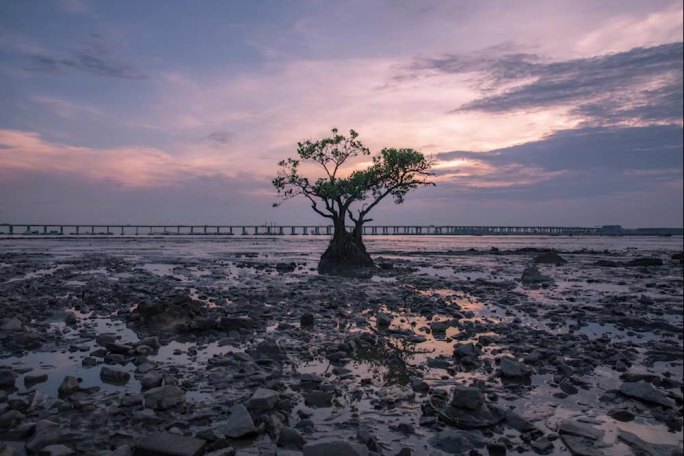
[409,42,683,126]
[23,33,146,80]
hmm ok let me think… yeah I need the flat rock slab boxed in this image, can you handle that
[619,382,675,408]
[134,432,206,456]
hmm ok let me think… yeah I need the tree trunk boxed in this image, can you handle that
[318,218,373,275]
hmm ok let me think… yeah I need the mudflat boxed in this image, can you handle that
[0,236,682,455]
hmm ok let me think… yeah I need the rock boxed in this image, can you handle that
[560,434,603,456]
[57,376,80,396]
[304,390,333,407]
[24,373,48,387]
[303,440,368,456]
[521,266,553,284]
[450,384,484,410]
[499,357,530,378]
[619,382,675,408]
[214,404,256,438]
[37,444,75,456]
[559,420,604,441]
[429,430,480,454]
[625,257,663,267]
[376,313,391,328]
[140,371,164,390]
[595,260,619,267]
[504,411,535,432]
[246,388,279,412]
[275,262,296,273]
[0,410,24,429]
[0,318,22,331]
[255,340,287,361]
[617,429,681,456]
[300,313,314,327]
[143,385,185,410]
[606,409,634,422]
[25,420,61,453]
[0,370,16,389]
[100,367,130,385]
[277,427,305,450]
[534,251,567,265]
[95,333,118,347]
[453,343,480,358]
[134,431,206,456]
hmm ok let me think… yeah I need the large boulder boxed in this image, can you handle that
[214,404,256,438]
[619,382,675,408]
[450,384,484,411]
[246,388,279,412]
[521,266,553,284]
[143,385,185,410]
[534,251,567,265]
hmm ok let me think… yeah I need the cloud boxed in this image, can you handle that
[410,42,683,126]
[434,124,683,200]
[206,131,232,144]
[23,33,146,80]
[0,129,253,187]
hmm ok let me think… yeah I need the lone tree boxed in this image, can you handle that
[273,128,434,274]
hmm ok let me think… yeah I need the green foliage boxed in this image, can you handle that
[273,128,434,226]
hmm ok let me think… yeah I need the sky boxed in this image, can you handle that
[0,0,682,227]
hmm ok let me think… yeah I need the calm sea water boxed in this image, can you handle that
[0,235,681,259]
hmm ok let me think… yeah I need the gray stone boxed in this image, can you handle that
[0,370,16,389]
[376,313,392,328]
[277,427,305,449]
[304,391,333,407]
[303,440,368,456]
[247,388,279,412]
[300,313,314,327]
[521,266,553,284]
[140,372,164,390]
[499,357,530,378]
[0,410,24,429]
[57,376,80,396]
[0,318,22,332]
[560,434,603,456]
[24,373,48,387]
[429,430,478,454]
[214,404,256,438]
[559,420,604,441]
[453,343,480,358]
[617,429,681,456]
[100,367,130,385]
[37,444,75,456]
[255,340,287,361]
[619,382,675,408]
[450,384,484,410]
[134,431,206,456]
[95,333,118,347]
[143,385,185,410]
[534,252,567,265]
[25,420,61,453]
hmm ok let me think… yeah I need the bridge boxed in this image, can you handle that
[0,223,631,236]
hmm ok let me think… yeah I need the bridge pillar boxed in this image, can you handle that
[303,226,308,235]
[204,226,207,235]
[9,225,13,235]
[314,226,320,235]
[75,226,79,235]
[177,226,181,234]
[229,227,233,235]
[255,226,259,235]
[326,226,331,235]
[291,226,296,235]
[91,226,95,234]
[43,225,47,234]
[242,227,247,235]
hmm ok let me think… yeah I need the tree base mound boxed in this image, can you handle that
[317,233,374,276]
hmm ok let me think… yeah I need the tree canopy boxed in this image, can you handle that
[273,128,435,230]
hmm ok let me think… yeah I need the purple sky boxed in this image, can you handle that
[1,0,682,227]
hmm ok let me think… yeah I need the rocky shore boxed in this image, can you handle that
[0,237,682,455]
